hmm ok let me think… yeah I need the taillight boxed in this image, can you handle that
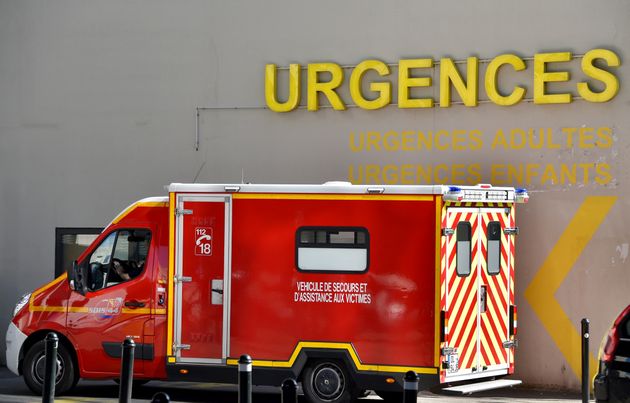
[509,305,517,336]
[599,304,630,363]
[600,326,619,363]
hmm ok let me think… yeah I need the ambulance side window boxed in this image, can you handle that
[487,222,502,275]
[456,222,471,277]
[86,233,116,291]
[84,229,151,291]
[296,227,369,273]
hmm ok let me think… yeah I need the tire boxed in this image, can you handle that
[302,360,358,403]
[23,338,77,395]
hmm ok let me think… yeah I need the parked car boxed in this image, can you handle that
[594,304,630,403]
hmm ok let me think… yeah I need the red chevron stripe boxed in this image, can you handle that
[447,211,472,292]
[451,288,475,345]
[492,270,508,312]
[441,237,447,308]
[450,276,477,342]
[452,282,478,349]
[483,299,508,362]
[463,320,479,369]
[509,234,515,304]
[458,212,479,370]
[482,270,508,338]
[480,319,500,365]
[449,274,467,320]
[457,306,478,368]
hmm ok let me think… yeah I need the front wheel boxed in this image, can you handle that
[23,338,77,395]
[302,360,358,403]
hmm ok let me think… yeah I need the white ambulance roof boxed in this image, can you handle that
[167,182,517,195]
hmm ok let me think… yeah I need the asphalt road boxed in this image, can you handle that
[0,367,584,403]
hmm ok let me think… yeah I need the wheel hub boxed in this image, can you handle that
[312,363,345,401]
[33,353,64,385]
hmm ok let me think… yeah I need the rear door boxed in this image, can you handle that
[443,206,512,381]
[443,208,481,380]
[478,208,511,373]
[173,195,231,363]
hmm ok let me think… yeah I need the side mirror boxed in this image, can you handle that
[72,260,88,296]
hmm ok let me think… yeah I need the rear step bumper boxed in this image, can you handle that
[442,379,522,394]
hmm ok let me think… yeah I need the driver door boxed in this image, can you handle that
[67,228,154,376]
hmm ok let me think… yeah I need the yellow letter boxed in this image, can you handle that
[577,49,620,103]
[265,64,301,112]
[349,60,391,110]
[398,59,434,108]
[596,127,613,148]
[485,54,526,106]
[534,52,572,104]
[307,63,346,111]
[440,57,479,107]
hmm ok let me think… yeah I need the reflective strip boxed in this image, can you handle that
[29,273,67,312]
[225,341,438,374]
[239,363,252,372]
[167,192,176,357]
[404,381,418,390]
[109,199,168,226]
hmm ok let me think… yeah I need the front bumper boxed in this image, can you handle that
[5,322,27,376]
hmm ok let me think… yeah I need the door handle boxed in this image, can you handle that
[124,300,146,308]
[480,285,487,313]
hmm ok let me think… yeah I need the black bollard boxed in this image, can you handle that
[118,338,136,403]
[581,318,589,403]
[238,355,252,403]
[403,370,419,403]
[42,332,58,403]
[151,392,171,403]
[281,378,298,403]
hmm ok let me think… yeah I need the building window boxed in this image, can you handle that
[55,228,102,277]
[296,227,369,273]
[456,222,471,277]
[487,221,502,275]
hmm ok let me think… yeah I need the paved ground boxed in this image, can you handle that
[0,367,584,403]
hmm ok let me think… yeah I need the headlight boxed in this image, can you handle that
[13,293,31,317]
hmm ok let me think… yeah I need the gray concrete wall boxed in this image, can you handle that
[1,0,629,390]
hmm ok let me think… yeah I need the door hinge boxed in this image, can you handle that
[504,227,519,235]
[173,343,191,352]
[441,346,457,355]
[503,340,518,349]
[442,228,455,236]
[174,275,192,283]
[175,208,193,216]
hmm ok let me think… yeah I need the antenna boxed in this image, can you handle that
[241,168,245,184]
[193,161,206,183]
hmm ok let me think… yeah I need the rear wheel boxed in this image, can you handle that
[23,338,77,395]
[302,360,358,403]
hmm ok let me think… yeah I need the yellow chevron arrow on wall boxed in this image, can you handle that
[525,196,617,381]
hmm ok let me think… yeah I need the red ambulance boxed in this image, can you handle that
[6,182,527,402]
